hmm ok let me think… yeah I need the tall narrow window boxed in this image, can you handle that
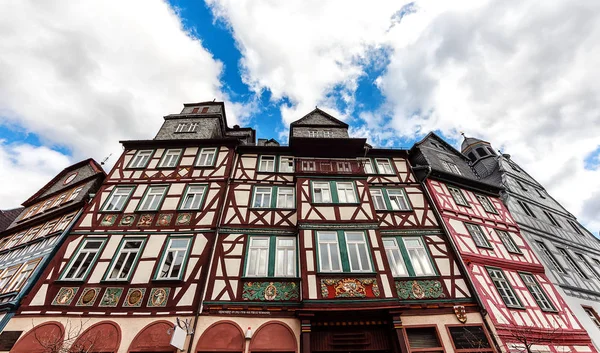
[403,237,435,276]
[543,210,561,227]
[156,238,191,280]
[497,230,521,254]
[102,186,134,212]
[535,189,546,199]
[383,239,408,276]
[568,220,584,236]
[6,261,39,293]
[345,232,371,272]
[362,159,375,174]
[577,254,600,280]
[317,232,342,272]
[20,227,40,244]
[180,185,206,210]
[158,149,182,168]
[252,187,272,208]
[517,200,536,218]
[258,156,276,172]
[279,157,294,173]
[188,122,198,132]
[517,180,528,191]
[441,160,461,175]
[55,214,75,232]
[38,199,54,214]
[175,123,187,132]
[61,239,106,280]
[519,273,555,311]
[405,327,444,352]
[276,187,295,209]
[536,241,565,274]
[465,223,491,248]
[67,186,83,202]
[196,148,217,167]
[370,189,386,210]
[449,187,469,206]
[23,206,39,219]
[106,239,145,280]
[51,194,67,208]
[138,186,168,211]
[37,221,58,238]
[558,248,588,279]
[487,268,522,308]
[336,182,357,203]
[128,150,153,168]
[375,159,394,174]
[275,237,296,277]
[246,237,270,277]
[388,189,410,210]
[476,194,497,213]
[583,307,600,330]
[313,182,332,203]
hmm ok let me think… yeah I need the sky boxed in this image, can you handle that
[0,0,599,234]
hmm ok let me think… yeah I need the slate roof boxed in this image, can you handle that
[461,135,489,152]
[290,108,349,127]
[0,208,24,232]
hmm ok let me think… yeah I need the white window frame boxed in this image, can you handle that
[38,199,54,214]
[403,237,435,276]
[246,237,270,277]
[252,187,273,208]
[488,268,522,308]
[279,156,294,173]
[106,239,145,281]
[317,231,342,272]
[0,266,20,293]
[370,189,386,211]
[519,273,555,311]
[6,260,39,293]
[465,223,491,248]
[276,187,295,209]
[345,232,372,272]
[128,150,153,168]
[497,230,521,254]
[51,194,67,208]
[387,189,410,211]
[536,241,565,274]
[102,186,134,212]
[559,248,588,279]
[37,221,57,238]
[312,182,332,203]
[383,238,408,277]
[258,155,276,172]
[441,160,462,175]
[362,159,375,174]
[449,187,469,206]
[156,238,192,280]
[196,147,218,167]
[175,123,187,133]
[138,185,168,211]
[275,237,297,277]
[336,182,357,203]
[55,214,75,232]
[375,158,395,174]
[180,185,206,210]
[476,194,497,213]
[188,122,198,132]
[20,227,40,244]
[61,239,106,281]
[158,149,182,168]
[23,206,39,219]
[67,186,84,202]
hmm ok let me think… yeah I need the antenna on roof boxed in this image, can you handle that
[213,98,216,102]
[101,153,112,166]
[460,131,465,137]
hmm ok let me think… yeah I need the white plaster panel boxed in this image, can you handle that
[409,194,424,208]
[184,258,198,280]
[212,280,226,300]
[168,184,185,195]
[436,258,450,276]
[304,230,313,248]
[133,185,147,197]
[100,235,124,260]
[230,280,238,298]
[374,251,384,271]
[226,258,242,277]
[87,262,108,283]
[64,237,83,258]
[192,235,208,255]
[229,243,243,256]
[142,234,167,258]
[30,284,48,306]
[178,283,197,306]
[124,199,139,213]
[179,157,194,167]
[80,214,93,227]
[162,197,179,211]
[379,275,392,298]
[308,275,317,299]
[306,250,314,272]
[131,261,154,283]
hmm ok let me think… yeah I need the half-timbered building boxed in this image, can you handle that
[409,133,597,353]
[202,108,495,353]
[461,136,600,349]
[0,159,105,339]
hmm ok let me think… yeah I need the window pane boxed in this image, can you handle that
[388,190,409,210]
[337,182,356,203]
[313,182,331,203]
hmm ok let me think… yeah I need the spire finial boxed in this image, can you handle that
[460,131,465,137]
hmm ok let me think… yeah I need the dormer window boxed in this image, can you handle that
[307,130,332,138]
[441,160,461,175]
[476,147,488,157]
[189,122,198,132]
[467,152,477,162]
[175,123,187,133]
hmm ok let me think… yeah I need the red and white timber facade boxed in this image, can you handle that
[409,133,597,353]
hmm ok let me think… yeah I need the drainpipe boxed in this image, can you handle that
[186,149,240,353]
[411,164,503,353]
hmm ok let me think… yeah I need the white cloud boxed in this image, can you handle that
[208,0,600,232]
[0,0,246,208]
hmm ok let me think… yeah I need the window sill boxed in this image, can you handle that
[98,210,124,214]
[242,276,300,280]
[475,245,494,250]
[134,210,160,213]
[311,202,361,206]
[194,164,216,168]
[249,207,297,211]
[0,291,18,299]
[392,275,439,280]
[376,209,413,213]
[317,271,377,276]
[124,166,148,170]
[54,279,86,284]
[484,211,499,215]
[101,279,132,284]
[506,305,526,310]
[151,278,184,283]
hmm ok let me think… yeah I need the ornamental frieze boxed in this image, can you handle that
[242,281,299,301]
[395,280,445,300]
[320,278,380,299]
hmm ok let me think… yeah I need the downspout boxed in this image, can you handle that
[187,149,239,353]
[411,164,503,353]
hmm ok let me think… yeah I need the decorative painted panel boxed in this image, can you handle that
[241,281,300,301]
[320,278,380,299]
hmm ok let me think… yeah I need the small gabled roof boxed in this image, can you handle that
[461,134,490,153]
[290,108,349,128]
[22,159,105,207]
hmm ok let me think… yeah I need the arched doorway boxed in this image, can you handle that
[70,321,121,352]
[196,320,244,352]
[128,320,176,353]
[249,321,297,353]
[11,321,65,353]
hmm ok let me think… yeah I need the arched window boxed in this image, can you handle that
[70,321,121,353]
[249,321,297,353]
[11,321,65,353]
[197,321,244,352]
[128,320,176,353]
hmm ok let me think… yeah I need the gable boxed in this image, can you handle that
[291,109,348,127]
